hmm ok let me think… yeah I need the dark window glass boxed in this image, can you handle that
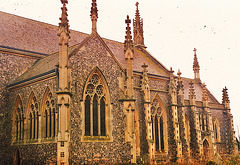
[155,115,159,151]
[160,117,164,150]
[85,96,91,136]
[100,97,106,136]
[93,95,98,136]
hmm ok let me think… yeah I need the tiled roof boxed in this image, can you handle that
[182,78,219,104]
[3,11,221,105]
[3,11,170,85]
[0,11,89,54]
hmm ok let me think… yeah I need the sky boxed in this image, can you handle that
[1,0,240,136]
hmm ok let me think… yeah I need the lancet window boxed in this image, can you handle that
[151,98,166,152]
[43,91,56,138]
[15,97,24,141]
[199,110,208,132]
[28,94,39,140]
[84,72,108,137]
[213,118,220,141]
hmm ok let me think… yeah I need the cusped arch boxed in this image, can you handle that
[151,94,166,118]
[41,87,54,113]
[26,91,39,118]
[26,91,39,140]
[83,67,110,103]
[83,67,111,139]
[150,94,168,152]
[41,86,57,139]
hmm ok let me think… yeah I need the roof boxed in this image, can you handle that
[0,11,89,54]
[2,11,170,85]
[182,77,220,104]
[3,11,221,106]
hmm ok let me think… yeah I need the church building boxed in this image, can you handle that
[0,0,238,164]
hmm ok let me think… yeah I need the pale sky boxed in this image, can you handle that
[1,0,240,136]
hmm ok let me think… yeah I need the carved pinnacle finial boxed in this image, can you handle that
[90,0,98,33]
[222,86,230,104]
[142,63,148,73]
[59,0,69,29]
[177,69,182,77]
[202,83,209,102]
[193,48,200,79]
[170,67,174,74]
[177,69,184,91]
[124,15,133,53]
[61,0,68,4]
[58,0,70,43]
[193,48,200,69]
[142,63,148,69]
[189,81,196,104]
[133,2,145,46]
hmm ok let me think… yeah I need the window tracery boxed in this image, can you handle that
[44,91,56,138]
[28,94,39,140]
[15,97,24,141]
[151,97,165,152]
[84,72,108,138]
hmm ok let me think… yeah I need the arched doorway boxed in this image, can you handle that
[13,149,21,165]
[203,139,209,160]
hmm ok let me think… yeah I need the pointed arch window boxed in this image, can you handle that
[28,94,39,140]
[150,98,166,152]
[213,118,220,141]
[84,72,109,138]
[43,90,56,139]
[14,97,24,141]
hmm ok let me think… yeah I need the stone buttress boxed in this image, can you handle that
[57,0,71,164]
[123,15,138,163]
[168,68,182,160]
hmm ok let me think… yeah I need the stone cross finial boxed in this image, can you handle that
[124,15,133,53]
[193,48,197,54]
[125,15,131,24]
[136,2,139,9]
[177,69,181,77]
[170,67,174,74]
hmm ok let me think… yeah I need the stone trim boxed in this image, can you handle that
[0,45,47,59]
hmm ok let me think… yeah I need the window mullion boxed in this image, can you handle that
[98,100,101,136]
[90,99,93,136]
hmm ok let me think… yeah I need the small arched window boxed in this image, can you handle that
[42,88,56,139]
[27,93,39,140]
[84,70,109,138]
[213,118,220,141]
[14,96,24,141]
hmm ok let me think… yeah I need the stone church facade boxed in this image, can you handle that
[0,0,238,164]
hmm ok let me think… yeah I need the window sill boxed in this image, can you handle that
[82,135,111,142]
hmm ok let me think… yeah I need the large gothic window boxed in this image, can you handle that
[14,96,24,141]
[27,92,39,140]
[84,71,109,138]
[150,96,166,152]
